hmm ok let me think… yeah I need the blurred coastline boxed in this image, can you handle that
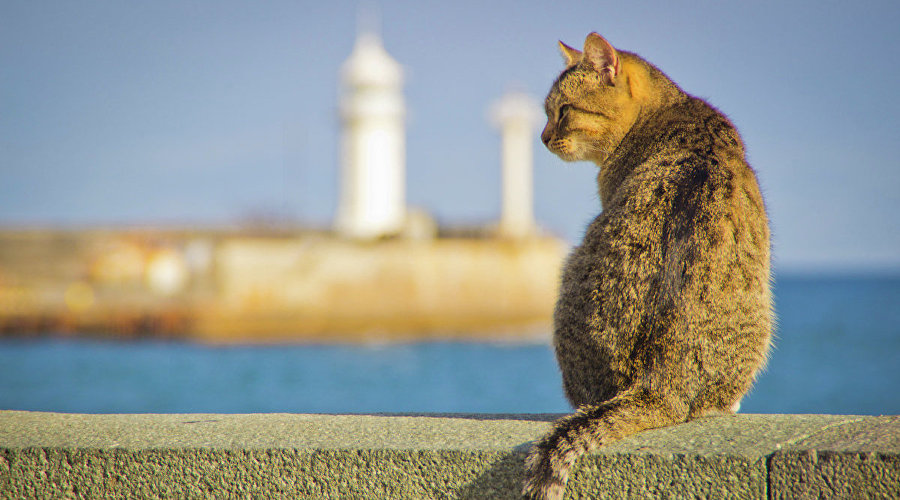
[0,226,567,343]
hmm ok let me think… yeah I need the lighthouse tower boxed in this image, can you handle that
[335,31,407,240]
[490,91,542,239]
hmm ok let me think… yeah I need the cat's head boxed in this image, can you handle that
[541,33,648,165]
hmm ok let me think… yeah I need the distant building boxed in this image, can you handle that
[335,31,406,240]
[334,30,543,241]
[490,91,542,239]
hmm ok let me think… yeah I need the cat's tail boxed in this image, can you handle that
[522,388,685,500]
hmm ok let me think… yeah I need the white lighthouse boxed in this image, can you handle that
[335,31,407,240]
[490,91,542,239]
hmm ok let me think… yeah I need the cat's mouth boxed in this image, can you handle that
[546,138,579,162]
[547,138,594,163]
[547,136,611,166]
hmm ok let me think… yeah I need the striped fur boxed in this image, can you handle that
[525,33,772,500]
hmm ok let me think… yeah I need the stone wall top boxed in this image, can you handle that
[2,412,897,498]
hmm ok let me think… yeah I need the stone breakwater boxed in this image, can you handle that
[0,229,567,342]
[1,412,898,498]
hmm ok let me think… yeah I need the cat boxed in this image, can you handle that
[522,33,773,500]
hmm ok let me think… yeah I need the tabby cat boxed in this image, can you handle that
[523,33,773,500]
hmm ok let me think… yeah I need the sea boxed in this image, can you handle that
[1,274,898,416]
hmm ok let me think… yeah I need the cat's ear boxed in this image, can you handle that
[558,40,582,68]
[583,33,619,85]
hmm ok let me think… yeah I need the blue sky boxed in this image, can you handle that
[2,1,898,272]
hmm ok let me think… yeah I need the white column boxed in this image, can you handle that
[490,92,541,239]
[335,32,406,240]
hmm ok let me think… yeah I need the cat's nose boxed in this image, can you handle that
[541,126,552,146]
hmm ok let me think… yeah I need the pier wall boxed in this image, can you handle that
[200,236,566,341]
[2,411,897,498]
[0,230,567,341]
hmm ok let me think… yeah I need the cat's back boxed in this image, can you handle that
[555,96,771,406]
[559,98,763,317]
[602,96,767,252]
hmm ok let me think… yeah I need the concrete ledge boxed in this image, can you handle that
[1,411,897,498]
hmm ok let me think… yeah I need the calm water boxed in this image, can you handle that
[1,275,898,415]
